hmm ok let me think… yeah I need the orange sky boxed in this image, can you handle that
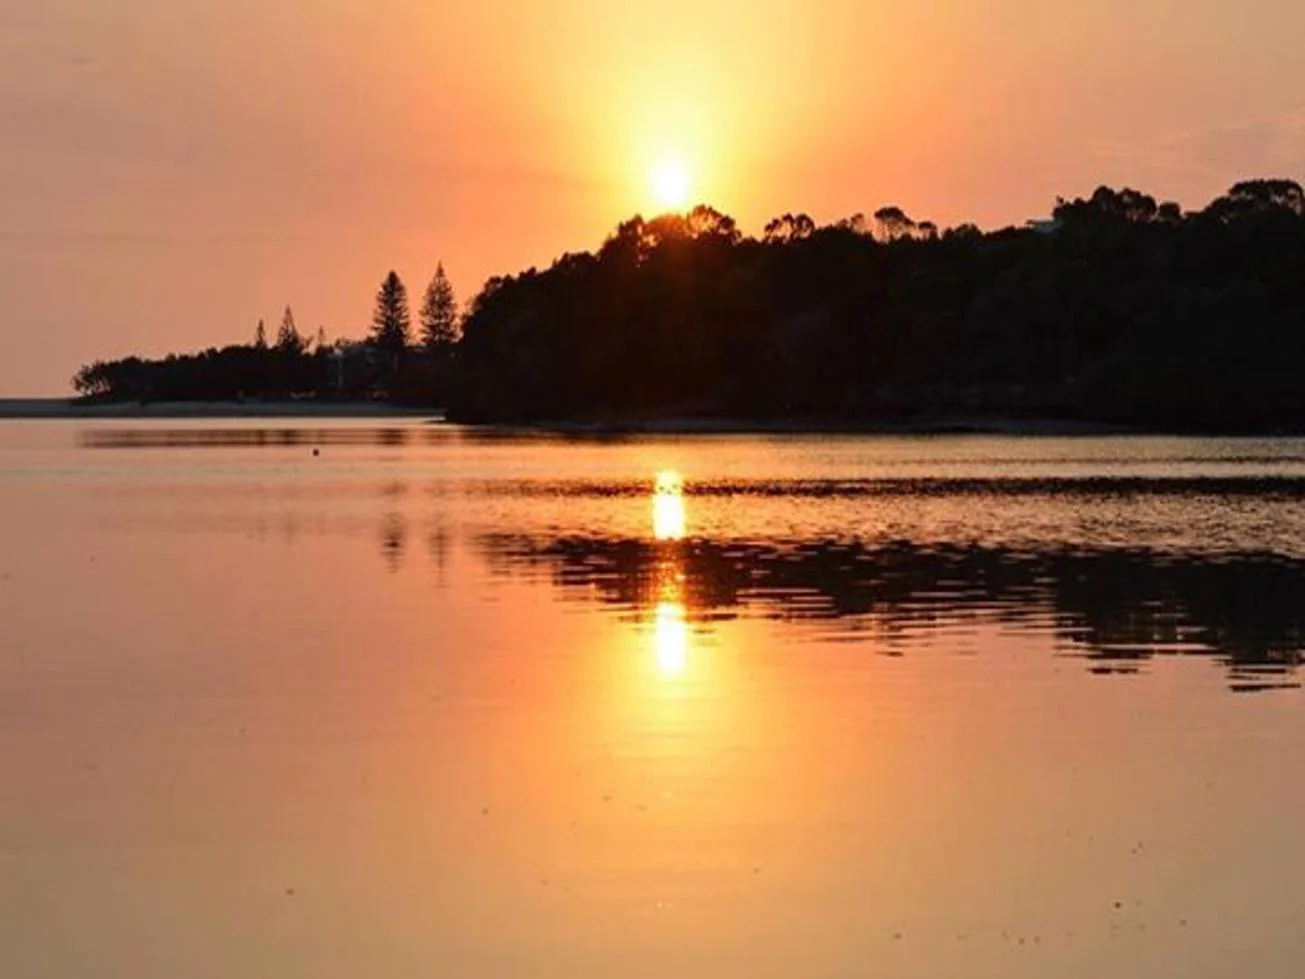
[3,0,1305,394]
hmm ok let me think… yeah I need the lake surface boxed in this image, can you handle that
[2,421,1304,979]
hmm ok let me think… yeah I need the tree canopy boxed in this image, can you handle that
[276,306,305,355]
[371,271,412,355]
[449,182,1305,430]
[420,264,460,353]
[71,177,1305,432]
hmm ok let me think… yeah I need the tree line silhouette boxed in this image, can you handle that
[74,178,1305,429]
[73,265,460,406]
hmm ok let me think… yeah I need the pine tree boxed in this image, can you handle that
[420,264,460,353]
[276,305,305,354]
[371,272,412,355]
[254,319,267,349]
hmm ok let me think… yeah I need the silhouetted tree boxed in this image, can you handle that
[371,271,411,355]
[72,361,114,398]
[71,174,1305,427]
[448,177,1305,429]
[1157,201,1184,224]
[685,204,741,242]
[1054,186,1160,226]
[276,306,305,354]
[254,319,267,349]
[1206,178,1305,222]
[764,213,816,244]
[874,206,916,241]
[420,264,460,352]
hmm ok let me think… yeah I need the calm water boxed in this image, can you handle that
[2,421,1304,979]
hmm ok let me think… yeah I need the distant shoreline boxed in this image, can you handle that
[4,400,1304,437]
[0,399,441,420]
[478,416,1131,437]
[467,415,1305,438]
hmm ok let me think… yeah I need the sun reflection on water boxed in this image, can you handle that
[654,601,689,676]
[653,470,686,541]
[651,471,691,678]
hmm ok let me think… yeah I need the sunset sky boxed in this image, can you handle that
[3,0,1305,394]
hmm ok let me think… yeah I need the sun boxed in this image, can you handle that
[650,158,691,212]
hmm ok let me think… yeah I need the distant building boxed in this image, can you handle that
[1026,218,1062,235]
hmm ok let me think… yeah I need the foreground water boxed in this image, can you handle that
[2,421,1304,979]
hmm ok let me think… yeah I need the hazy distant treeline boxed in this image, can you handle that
[73,266,459,406]
[76,179,1305,429]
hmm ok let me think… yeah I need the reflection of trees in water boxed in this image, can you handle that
[427,525,451,583]
[1051,551,1305,691]
[478,535,1305,692]
[379,513,408,573]
[78,427,418,449]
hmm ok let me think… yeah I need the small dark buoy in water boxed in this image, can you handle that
[312,448,320,457]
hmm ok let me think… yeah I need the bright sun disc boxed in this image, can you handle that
[651,159,690,211]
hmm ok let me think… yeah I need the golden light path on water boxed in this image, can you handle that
[652,470,686,542]
[651,470,690,678]
[654,601,689,677]
[8,427,1305,979]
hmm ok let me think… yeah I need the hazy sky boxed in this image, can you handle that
[3,0,1305,394]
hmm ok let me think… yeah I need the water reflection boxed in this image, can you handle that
[78,426,420,449]
[654,601,689,677]
[427,524,451,583]
[650,472,690,678]
[480,533,1305,693]
[67,426,1305,695]
[652,471,686,541]
[379,512,408,573]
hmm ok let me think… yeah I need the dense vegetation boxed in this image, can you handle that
[452,179,1305,429]
[72,267,460,406]
[76,179,1305,430]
